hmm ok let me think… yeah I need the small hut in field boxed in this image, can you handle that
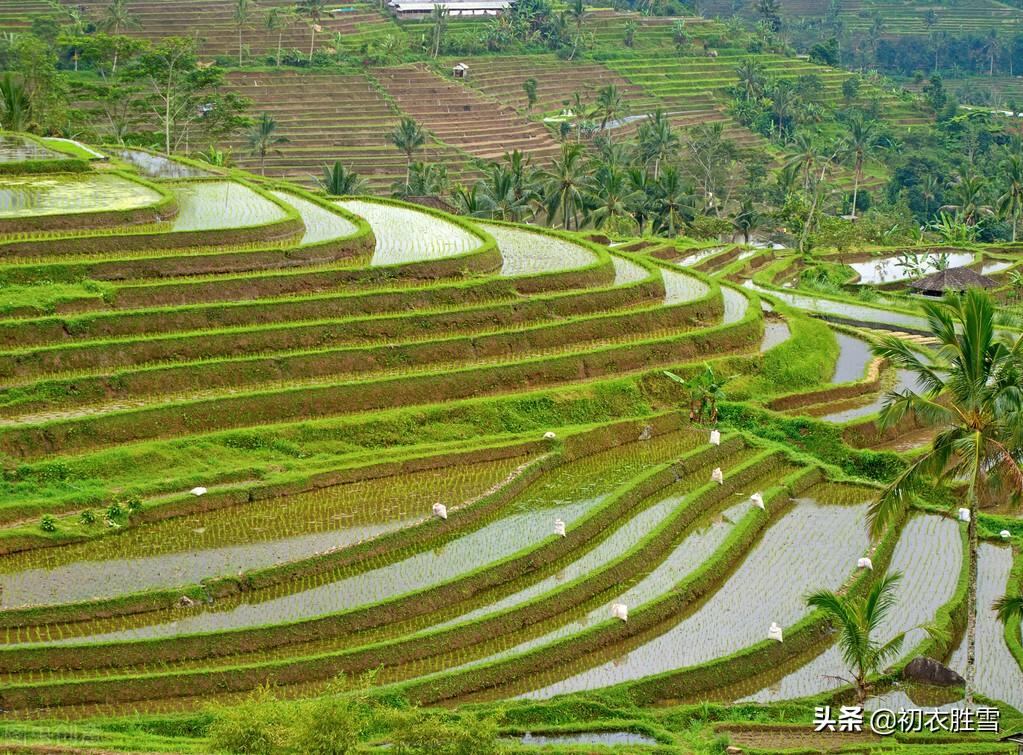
[909,267,997,296]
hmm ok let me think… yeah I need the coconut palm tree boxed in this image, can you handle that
[265,5,298,67]
[542,142,589,230]
[234,0,252,66]
[806,573,908,706]
[429,3,449,58]
[732,198,763,244]
[623,19,637,48]
[868,289,1023,707]
[943,172,991,226]
[318,161,366,195]
[587,164,640,231]
[479,165,531,221]
[735,58,767,101]
[842,115,884,220]
[247,113,289,175]
[97,0,140,73]
[0,73,30,132]
[637,109,678,180]
[566,0,586,35]
[390,117,426,193]
[452,182,487,217]
[994,595,1023,624]
[998,154,1023,242]
[627,166,656,236]
[502,149,541,207]
[653,165,694,237]
[595,84,627,145]
[299,0,329,59]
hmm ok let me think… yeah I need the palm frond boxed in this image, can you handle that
[994,595,1023,623]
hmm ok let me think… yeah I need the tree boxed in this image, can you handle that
[566,0,586,35]
[984,28,1000,77]
[391,116,426,192]
[299,0,329,59]
[998,154,1023,242]
[522,77,538,111]
[842,115,884,220]
[735,58,767,101]
[586,164,640,231]
[542,142,589,230]
[623,19,636,48]
[664,364,727,422]
[479,164,532,221]
[247,112,288,175]
[124,37,250,155]
[757,0,781,33]
[96,0,140,73]
[195,144,233,166]
[671,19,690,54]
[0,73,29,132]
[318,161,366,195]
[868,290,1023,707]
[234,0,252,65]
[994,595,1023,624]
[401,161,449,197]
[653,165,695,237]
[806,573,908,706]
[943,172,991,226]
[637,108,678,180]
[429,3,449,58]
[732,197,763,243]
[595,83,626,145]
[265,6,299,67]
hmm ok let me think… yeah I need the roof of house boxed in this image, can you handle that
[453,62,470,69]
[909,266,998,292]
[390,0,511,8]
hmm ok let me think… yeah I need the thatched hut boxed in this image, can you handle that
[909,267,997,296]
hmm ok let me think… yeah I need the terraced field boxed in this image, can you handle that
[0,135,1020,749]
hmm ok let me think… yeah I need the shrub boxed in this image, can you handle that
[391,713,498,755]
[106,501,123,520]
[291,695,370,754]
[205,685,292,755]
[79,509,96,525]
[40,514,56,533]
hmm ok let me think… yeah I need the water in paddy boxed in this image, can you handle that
[0,456,528,607]
[849,253,974,284]
[0,135,61,162]
[677,246,725,267]
[661,269,709,305]
[269,190,357,244]
[431,448,751,632]
[452,497,756,674]
[742,515,962,703]
[831,332,873,384]
[721,285,750,324]
[336,200,479,266]
[0,174,163,219]
[743,281,928,331]
[949,543,1023,711]
[170,181,286,231]
[759,320,791,352]
[816,369,928,424]
[41,431,701,644]
[478,222,596,276]
[525,496,869,698]
[981,260,1014,275]
[511,732,658,746]
[116,149,210,179]
[610,254,649,286]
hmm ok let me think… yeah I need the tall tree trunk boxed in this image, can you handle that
[239,27,243,66]
[277,32,283,66]
[405,155,411,192]
[965,493,978,707]
[851,162,861,220]
[1014,208,1019,243]
[310,24,316,59]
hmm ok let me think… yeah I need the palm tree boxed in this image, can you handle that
[868,290,1023,707]
[452,182,487,217]
[0,73,30,132]
[299,0,329,59]
[998,154,1023,242]
[920,173,942,219]
[502,149,541,207]
[265,6,298,67]
[732,198,763,244]
[664,364,728,422]
[318,161,366,195]
[654,165,694,237]
[391,117,426,193]
[429,3,449,58]
[994,595,1023,624]
[522,77,538,111]
[623,19,637,48]
[587,164,640,231]
[595,84,627,145]
[637,109,679,180]
[842,115,884,220]
[479,165,531,221]
[96,0,140,73]
[627,166,656,236]
[566,0,586,34]
[542,142,589,230]
[402,162,449,197]
[786,132,819,191]
[671,19,690,53]
[735,58,767,101]
[806,573,908,706]
[944,172,991,226]
[247,113,289,175]
[195,144,233,166]
[234,0,251,66]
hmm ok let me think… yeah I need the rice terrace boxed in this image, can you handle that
[1,0,1023,751]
